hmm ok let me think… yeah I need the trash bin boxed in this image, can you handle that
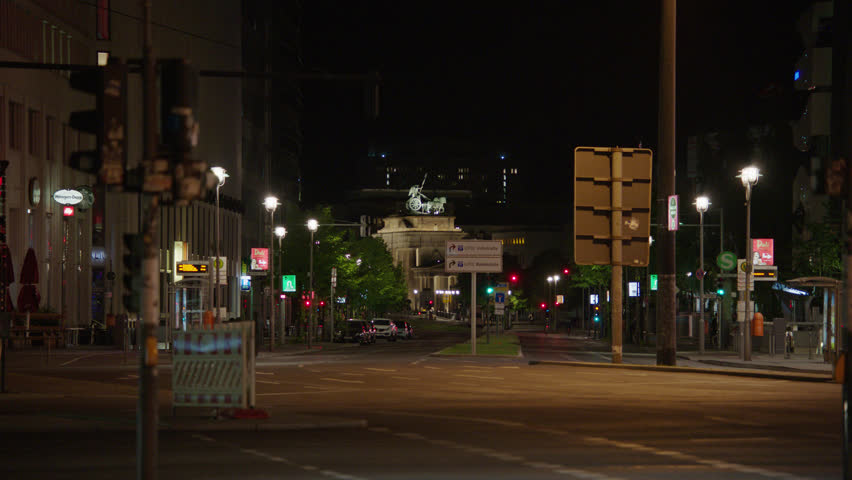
[752,312,764,337]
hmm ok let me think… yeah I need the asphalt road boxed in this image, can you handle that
[0,330,841,479]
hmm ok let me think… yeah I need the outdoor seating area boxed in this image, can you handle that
[7,312,64,349]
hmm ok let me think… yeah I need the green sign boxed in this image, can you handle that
[717,251,736,271]
[281,274,296,292]
[650,274,658,291]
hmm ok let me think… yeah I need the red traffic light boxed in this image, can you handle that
[319,300,325,306]
[540,302,547,309]
[305,300,311,307]
[509,274,519,283]
[563,267,571,275]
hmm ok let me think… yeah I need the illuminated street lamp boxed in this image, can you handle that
[264,196,279,351]
[694,195,710,355]
[307,218,319,348]
[738,166,760,361]
[211,167,228,324]
[274,226,286,341]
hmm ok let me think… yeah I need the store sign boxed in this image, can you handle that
[752,238,774,266]
[53,189,84,205]
[250,248,269,271]
[91,247,107,267]
[240,275,251,291]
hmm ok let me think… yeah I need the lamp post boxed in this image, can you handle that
[211,167,228,324]
[738,166,760,361]
[413,289,419,312]
[274,226,286,341]
[307,218,319,349]
[263,196,279,352]
[695,195,710,355]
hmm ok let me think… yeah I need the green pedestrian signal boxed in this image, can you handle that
[650,274,658,291]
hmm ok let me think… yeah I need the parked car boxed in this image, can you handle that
[391,320,413,339]
[334,320,372,345]
[370,318,397,341]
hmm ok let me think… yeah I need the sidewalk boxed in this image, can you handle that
[515,330,838,382]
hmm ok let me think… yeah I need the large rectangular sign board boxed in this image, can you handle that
[574,147,652,266]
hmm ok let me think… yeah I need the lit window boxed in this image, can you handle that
[97,51,109,66]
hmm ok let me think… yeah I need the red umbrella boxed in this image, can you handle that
[17,247,39,313]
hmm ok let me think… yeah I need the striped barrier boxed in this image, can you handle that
[172,321,255,409]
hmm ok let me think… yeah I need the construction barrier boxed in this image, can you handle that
[172,321,255,409]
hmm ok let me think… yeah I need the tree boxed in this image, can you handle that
[792,220,842,278]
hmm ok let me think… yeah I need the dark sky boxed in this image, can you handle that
[299,1,807,203]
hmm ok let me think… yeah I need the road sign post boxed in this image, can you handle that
[446,241,503,355]
[574,147,652,364]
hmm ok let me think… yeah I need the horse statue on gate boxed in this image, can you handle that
[406,174,447,215]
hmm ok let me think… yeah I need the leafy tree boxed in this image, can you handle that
[568,264,611,290]
[792,220,842,278]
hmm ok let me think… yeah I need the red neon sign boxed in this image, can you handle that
[62,206,75,217]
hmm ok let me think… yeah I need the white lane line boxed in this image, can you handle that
[320,469,368,480]
[706,415,768,427]
[497,366,520,369]
[453,374,504,380]
[304,385,329,390]
[525,462,563,469]
[394,432,426,440]
[365,367,396,372]
[302,465,318,471]
[320,377,365,384]
[341,372,366,376]
[391,376,418,381]
[257,389,356,396]
[256,371,274,375]
[374,410,526,427]
[256,380,280,385]
[423,366,441,370]
[59,353,103,367]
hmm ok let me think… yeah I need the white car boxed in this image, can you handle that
[370,318,398,341]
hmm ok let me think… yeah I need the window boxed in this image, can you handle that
[97,0,111,41]
[28,109,42,157]
[9,102,24,151]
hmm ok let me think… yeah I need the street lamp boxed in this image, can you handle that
[694,195,710,355]
[264,196,279,352]
[274,226,286,339]
[414,289,419,312]
[738,166,760,361]
[307,218,319,348]
[211,167,228,324]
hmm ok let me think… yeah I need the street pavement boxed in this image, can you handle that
[0,327,843,479]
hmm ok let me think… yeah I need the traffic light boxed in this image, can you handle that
[305,299,311,308]
[540,302,547,310]
[509,273,519,283]
[68,62,128,186]
[563,267,571,276]
[593,305,601,322]
[486,286,494,294]
[716,278,725,296]
[122,234,144,313]
[160,59,204,204]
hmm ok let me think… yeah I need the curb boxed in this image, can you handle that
[527,360,834,383]
[0,416,368,433]
[688,358,832,376]
[429,352,524,359]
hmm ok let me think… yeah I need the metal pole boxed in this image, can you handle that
[269,210,275,352]
[215,184,221,324]
[611,148,624,364]
[699,210,705,355]
[308,230,314,349]
[278,236,284,343]
[656,0,677,366]
[744,187,753,361]
[138,0,158,478]
[471,273,476,355]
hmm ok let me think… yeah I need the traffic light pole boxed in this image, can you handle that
[138,1,158,479]
[611,149,623,364]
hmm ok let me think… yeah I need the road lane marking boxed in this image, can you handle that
[257,389,356,396]
[365,367,396,372]
[394,432,426,440]
[256,380,280,385]
[304,385,330,390]
[341,372,366,376]
[302,465,318,471]
[320,469,367,480]
[423,366,441,370]
[689,437,775,443]
[497,366,520,369]
[705,415,768,427]
[453,374,504,380]
[374,410,525,427]
[321,377,365,384]
[59,353,104,367]
[256,371,274,375]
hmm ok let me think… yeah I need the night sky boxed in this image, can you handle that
[299,1,807,205]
